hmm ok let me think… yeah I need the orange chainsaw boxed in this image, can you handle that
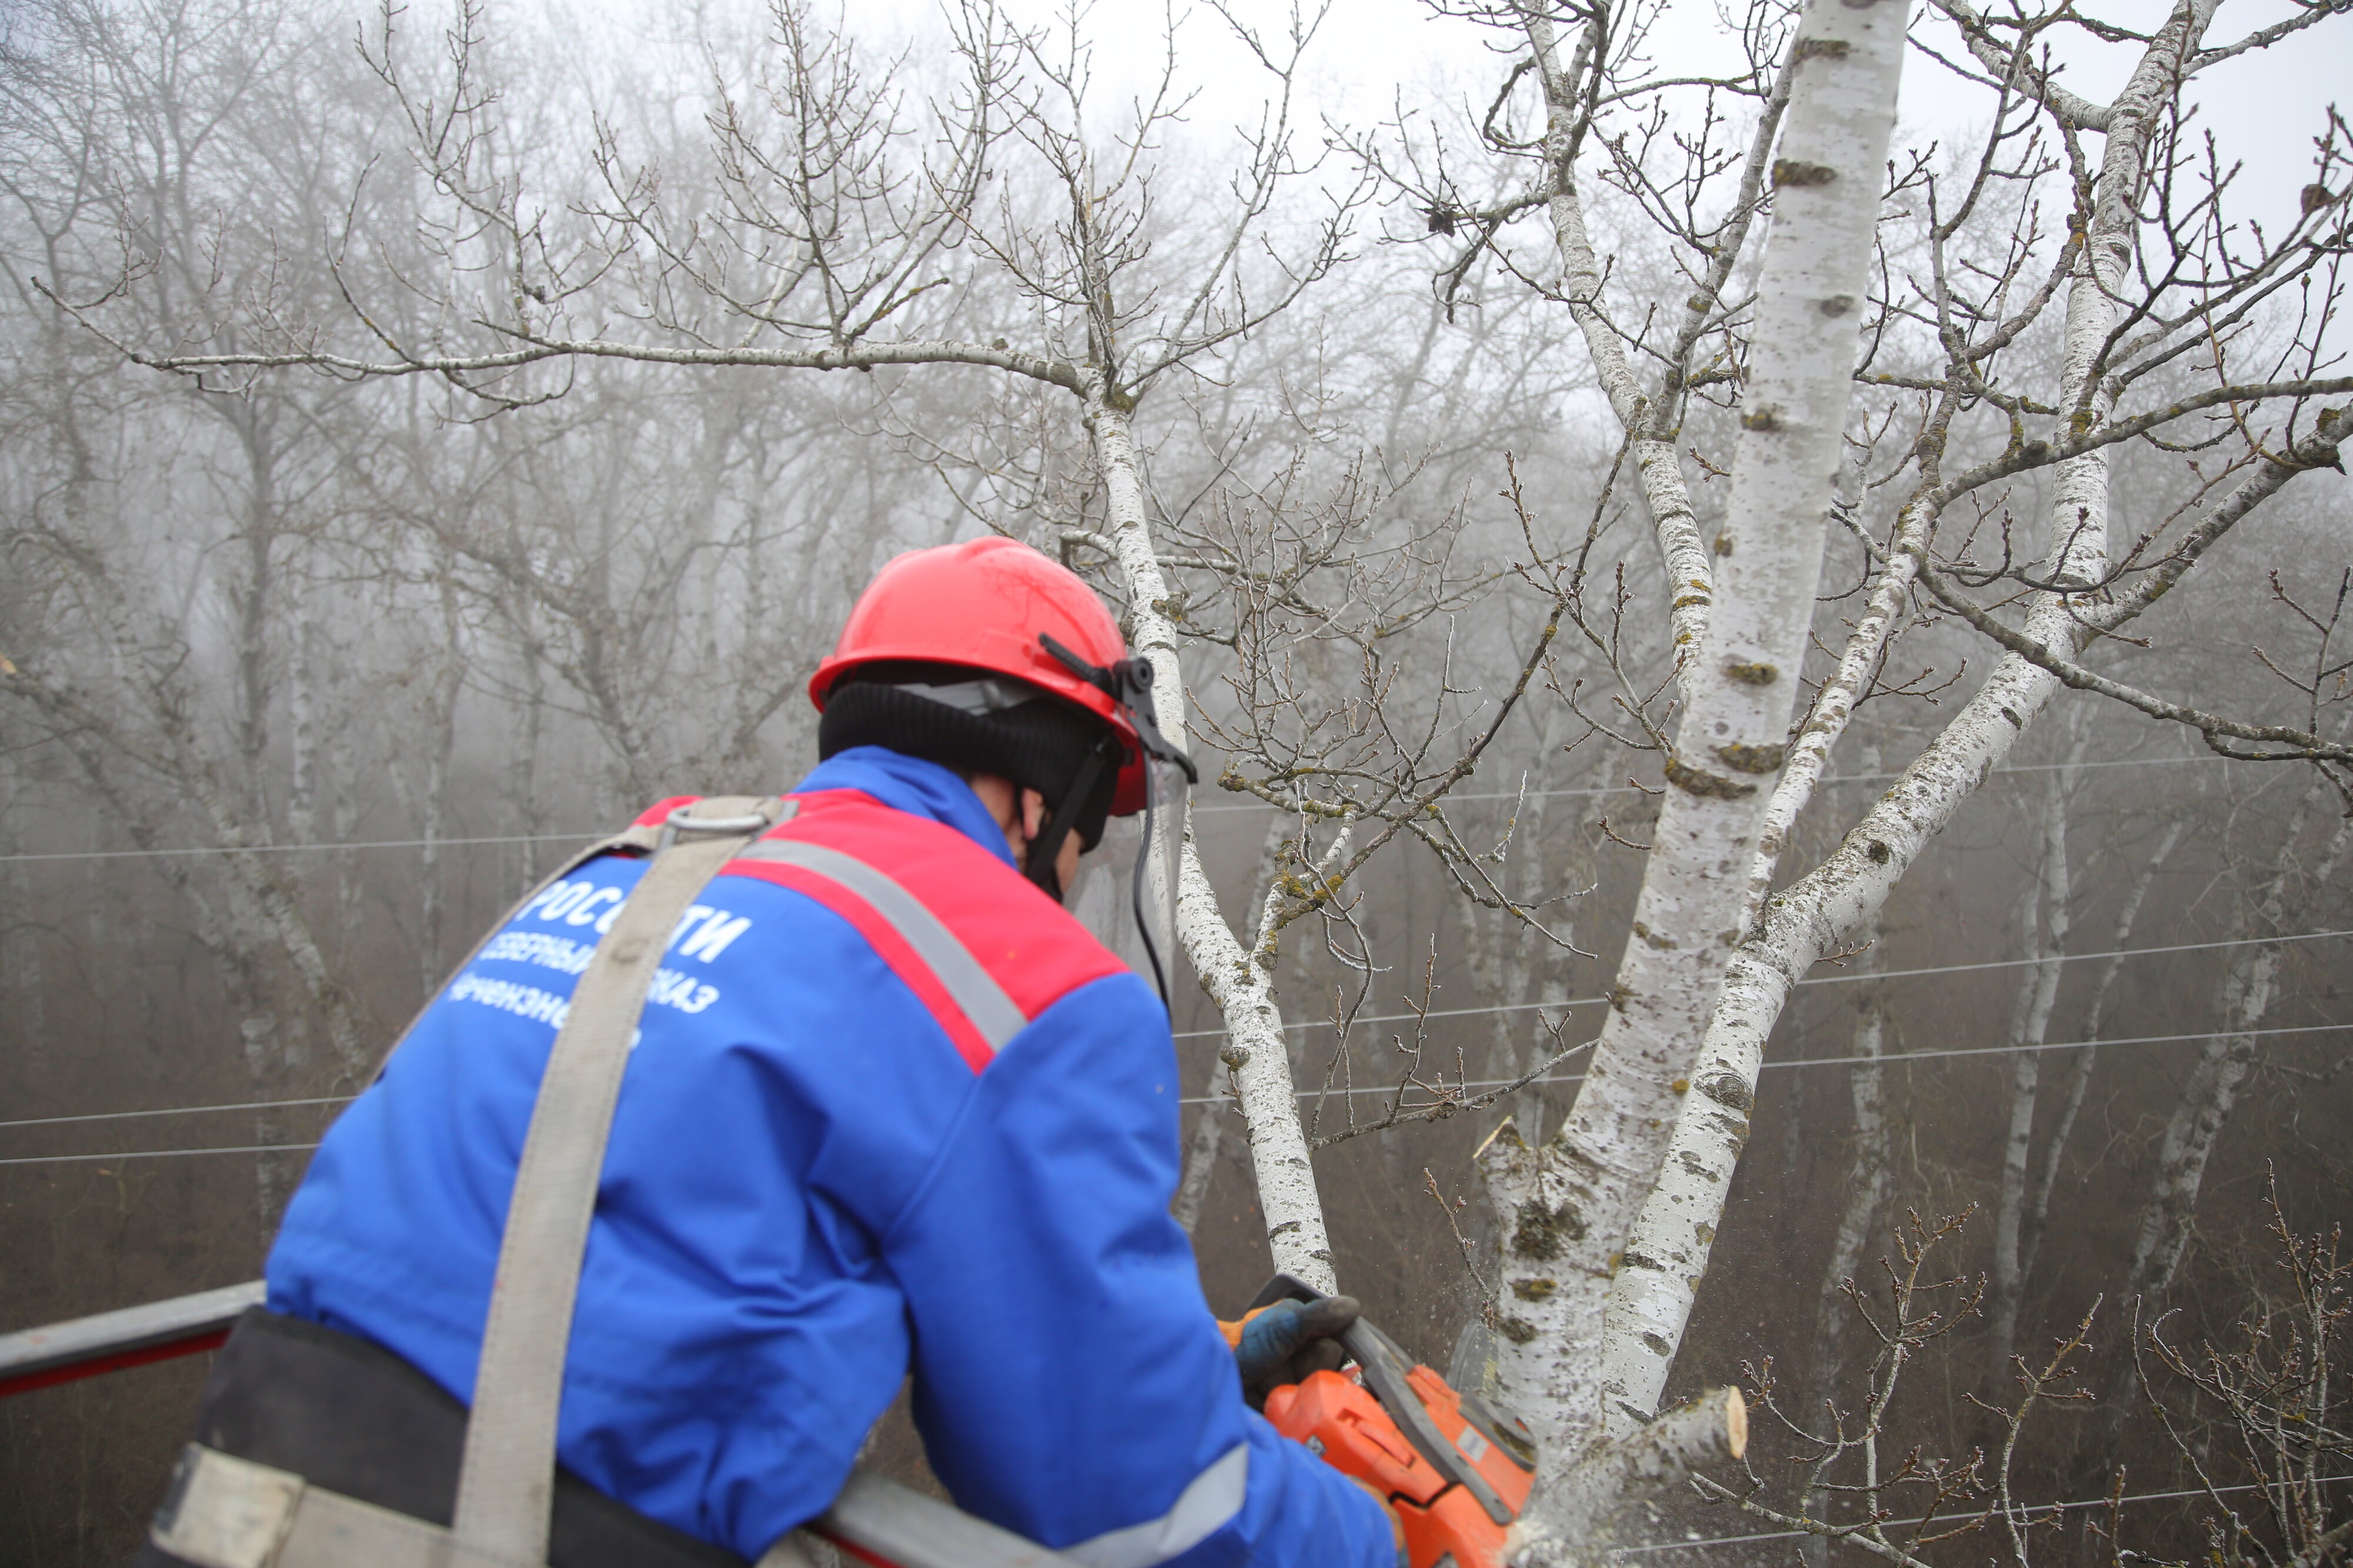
[1244,1275,1536,1568]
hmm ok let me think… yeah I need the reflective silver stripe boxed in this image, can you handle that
[1061,1445,1248,1568]
[738,838,1029,1052]
[821,1470,1078,1568]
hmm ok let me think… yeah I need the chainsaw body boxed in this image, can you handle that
[1247,1276,1535,1568]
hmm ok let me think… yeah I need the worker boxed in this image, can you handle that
[138,537,1398,1568]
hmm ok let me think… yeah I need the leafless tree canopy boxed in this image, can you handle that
[1,0,2348,1562]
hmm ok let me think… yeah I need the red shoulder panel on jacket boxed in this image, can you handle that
[631,795,702,828]
[718,789,1132,1069]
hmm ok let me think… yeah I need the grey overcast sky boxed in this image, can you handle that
[554,0,2343,279]
[826,0,2346,237]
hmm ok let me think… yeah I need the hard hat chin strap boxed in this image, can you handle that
[1022,742,1112,904]
[1038,635,1199,1011]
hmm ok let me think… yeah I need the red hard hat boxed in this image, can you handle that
[810,538,1149,814]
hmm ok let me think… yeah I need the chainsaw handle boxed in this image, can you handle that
[1245,1275,1514,1527]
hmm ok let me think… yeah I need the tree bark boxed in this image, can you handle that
[1512,0,1908,1446]
[2020,817,2184,1285]
[1508,1389,1748,1568]
[2079,783,2352,1454]
[1086,391,1336,1291]
[1986,762,2075,1394]
[1517,4,1800,686]
[1560,0,2223,1444]
[2122,789,2351,1305]
[1172,1050,1228,1238]
[1801,920,1888,1568]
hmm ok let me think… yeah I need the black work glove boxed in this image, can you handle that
[1230,1295,1360,1409]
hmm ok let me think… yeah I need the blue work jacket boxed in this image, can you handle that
[266,746,1392,1568]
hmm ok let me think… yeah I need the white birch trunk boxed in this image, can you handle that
[0,753,48,1077]
[415,569,465,997]
[1986,765,2074,1389]
[2089,798,2346,1434]
[1519,6,1798,683]
[1508,1389,1749,1568]
[1086,392,1335,1292]
[1172,1050,1228,1237]
[1815,997,1888,1373]
[1565,0,2217,1440]
[1173,815,1288,1236]
[1802,940,1888,1568]
[1522,11,1712,678]
[1531,0,1906,1442]
[2021,818,2184,1284]
[507,605,549,891]
[2122,798,2351,1302]
[1743,496,1931,924]
[289,585,321,849]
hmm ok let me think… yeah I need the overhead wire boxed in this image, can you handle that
[6,1022,2344,1159]
[1175,1020,2352,1106]
[0,1095,356,1131]
[2,932,2346,1143]
[0,1143,323,1167]
[1169,926,2353,1040]
[1611,1477,2353,1556]
[0,831,601,865]
[0,753,2241,863]
[1189,750,2237,815]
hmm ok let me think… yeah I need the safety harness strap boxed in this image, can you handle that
[454,796,787,1563]
[149,1441,1068,1568]
[152,1443,530,1568]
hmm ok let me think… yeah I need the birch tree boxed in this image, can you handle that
[2020,812,2185,1291]
[2090,762,2353,1436]
[1358,0,2353,1512]
[1984,750,2078,1396]
[1424,0,1913,1472]
[1595,0,2348,1453]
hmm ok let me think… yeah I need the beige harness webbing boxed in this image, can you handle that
[454,796,787,1562]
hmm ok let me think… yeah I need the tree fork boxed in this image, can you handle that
[1495,0,1908,1459]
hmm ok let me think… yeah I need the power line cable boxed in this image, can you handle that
[0,832,600,865]
[0,753,2239,863]
[0,1096,356,1131]
[7,1022,2342,1156]
[2,1016,2326,1133]
[1174,1020,2351,1106]
[1169,927,2353,1040]
[1611,1476,2352,1556]
[0,1143,322,1167]
[1189,751,2235,815]
[4,935,2344,1137]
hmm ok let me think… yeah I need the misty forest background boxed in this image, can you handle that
[2,0,2348,1563]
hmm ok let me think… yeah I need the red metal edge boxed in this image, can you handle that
[0,1326,231,1400]
[822,1534,902,1568]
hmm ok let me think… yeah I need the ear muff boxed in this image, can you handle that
[818,673,1121,855]
[1021,742,1118,902]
